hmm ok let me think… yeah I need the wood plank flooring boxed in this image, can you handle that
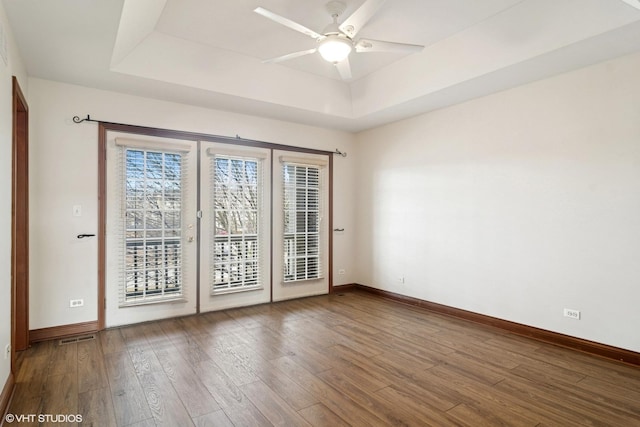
[7,291,640,426]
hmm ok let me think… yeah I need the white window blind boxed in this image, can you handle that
[282,162,323,282]
[210,154,264,294]
[117,144,190,306]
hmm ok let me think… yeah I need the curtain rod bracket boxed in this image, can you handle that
[334,149,347,157]
[72,114,98,124]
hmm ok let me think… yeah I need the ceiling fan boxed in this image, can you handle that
[254,0,424,80]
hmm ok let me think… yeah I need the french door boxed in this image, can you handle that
[105,132,199,326]
[271,150,329,302]
[105,133,329,326]
[198,142,271,311]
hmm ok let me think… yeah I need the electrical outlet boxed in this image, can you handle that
[564,308,580,320]
[4,344,10,359]
[70,299,84,308]
[338,269,345,275]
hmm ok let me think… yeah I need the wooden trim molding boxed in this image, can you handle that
[327,155,334,294]
[97,124,106,329]
[12,76,29,358]
[332,283,358,293]
[351,284,640,366]
[97,122,335,156]
[0,373,14,422]
[29,321,99,343]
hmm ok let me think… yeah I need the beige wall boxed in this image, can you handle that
[22,33,640,359]
[0,0,27,392]
[28,78,357,329]
[355,51,640,352]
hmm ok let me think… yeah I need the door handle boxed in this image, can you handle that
[77,234,96,239]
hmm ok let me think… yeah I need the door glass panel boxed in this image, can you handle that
[283,163,322,282]
[123,149,183,302]
[211,156,262,293]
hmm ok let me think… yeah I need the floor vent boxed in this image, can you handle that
[59,334,96,345]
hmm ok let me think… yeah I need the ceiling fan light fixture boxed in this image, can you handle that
[318,35,352,63]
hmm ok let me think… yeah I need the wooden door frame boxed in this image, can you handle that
[11,76,29,367]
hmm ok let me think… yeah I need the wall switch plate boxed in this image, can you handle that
[4,344,10,359]
[70,299,84,308]
[73,205,82,217]
[564,308,580,320]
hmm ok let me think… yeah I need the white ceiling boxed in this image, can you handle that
[4,0,640,132]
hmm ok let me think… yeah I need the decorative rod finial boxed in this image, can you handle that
[72,114,93,124]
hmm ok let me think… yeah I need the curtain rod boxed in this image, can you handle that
[72,114,347,158]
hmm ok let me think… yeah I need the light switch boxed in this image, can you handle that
[73,205,82,217]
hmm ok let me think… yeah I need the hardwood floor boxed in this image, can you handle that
[7,291,640,426]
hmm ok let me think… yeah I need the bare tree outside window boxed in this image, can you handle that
[211,157,261,292]
[124,149,183,301]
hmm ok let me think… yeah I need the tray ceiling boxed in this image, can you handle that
[4,0,640,131]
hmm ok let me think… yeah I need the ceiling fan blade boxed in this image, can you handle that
[254,7,323,39]
[355,38,424,54]
[335,57,352,80]
[263,48,317,64]
[339,0,386,38]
